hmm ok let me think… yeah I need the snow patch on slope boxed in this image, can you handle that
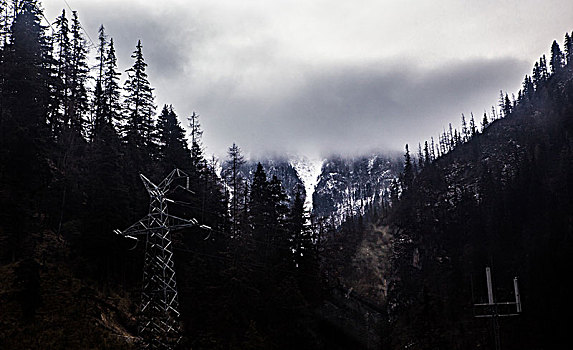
[290,155,324,211]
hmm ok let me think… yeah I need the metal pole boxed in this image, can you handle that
[513,277,522,313]
[487,267,500,350]
[486,267,494,305]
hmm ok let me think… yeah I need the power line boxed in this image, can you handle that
[62,0,96,49]
[39,10,55,34]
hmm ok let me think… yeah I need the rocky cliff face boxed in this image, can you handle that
[311,154,403,228]
[239,158,306,203]
[228,153,402,229]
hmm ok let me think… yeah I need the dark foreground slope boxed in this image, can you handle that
[0,229,137,349]
[387,59,573,348]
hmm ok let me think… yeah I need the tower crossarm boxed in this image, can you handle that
[114,213,198,240]
[158,168,191,192]
[113,214,155,238]
[166,214,198,230]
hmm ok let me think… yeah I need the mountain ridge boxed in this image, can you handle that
[385,48,573,349]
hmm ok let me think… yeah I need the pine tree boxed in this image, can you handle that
[498,90,506,118]
[461,113,468,142]
[187,111,204,171]
[532,62,541,90]
[440,130,447,155]
[402,144,414,191]
[50,9,72,137]
[565,32,573,66]
[104,38,121,126]
[200,156,228,232]
[2,0,50,130]
[503,93,512,117]
[95,25,105,83]
[122,40,156,152]
[223,143,246,238]
[430,137,436,160]
[417,143,424,170]
[250,163,269,243]
[423,141,431,166]
[92,24,107,136]
[540,55,549,81]
[491,106,498,121]
[67,11,89,134]
[435,136,442,158]
[522,75,534,99]
[468,112,476,136]
[156,104,190,171]
[481,111,489,131]
[550,40,564,74]
[448,123,454,150]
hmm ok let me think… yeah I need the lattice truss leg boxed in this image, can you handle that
[115,169,200,349]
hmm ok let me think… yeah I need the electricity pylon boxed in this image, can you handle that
[115,169,199,349]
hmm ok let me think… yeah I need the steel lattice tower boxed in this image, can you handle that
[115,169,199,349]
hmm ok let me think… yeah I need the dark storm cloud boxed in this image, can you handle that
[198,57,529,157]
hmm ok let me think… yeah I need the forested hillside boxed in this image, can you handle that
[386,31,573,350]
[0,1,322,348]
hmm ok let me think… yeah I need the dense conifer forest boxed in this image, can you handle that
[0,1,321,348]
[386,29,573,350]
[1,1,573,349]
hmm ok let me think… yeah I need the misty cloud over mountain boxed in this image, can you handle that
[194,57,528,157]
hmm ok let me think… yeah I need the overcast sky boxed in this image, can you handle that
[44,0,573,158]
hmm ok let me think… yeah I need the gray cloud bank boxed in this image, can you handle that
[197,57,529,157]
[43,1,552,158]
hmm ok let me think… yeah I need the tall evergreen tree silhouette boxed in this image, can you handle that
[51,9,70,137]
[2,1,50,131]
[156,104,190,171]
[187,111,204,172]
[402,144,414,190]
[565,32,573,65]
[223,143,246,238]
[469,112,477,136]
[550,40,565,74]
[92,24,107,136]
[67,11,89,134]
[122,40,155,159]
[249,163,269,242]
[104,37,121,126]
[481,111,489,131]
